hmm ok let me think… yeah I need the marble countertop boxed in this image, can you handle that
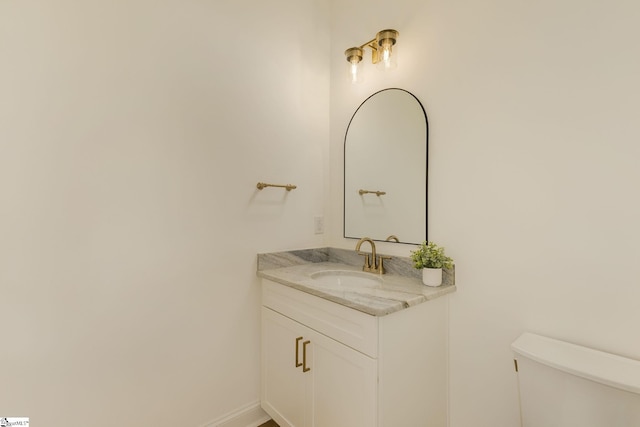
[257,252,456,316]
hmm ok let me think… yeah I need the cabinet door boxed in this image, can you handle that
[262,306,378,427]
[262,307,311,427]
[308,329,377,427]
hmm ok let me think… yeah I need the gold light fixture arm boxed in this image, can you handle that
[257,182,297,191]
[360,39,379,63]
[360,38,376,49]
[359,189,386,196]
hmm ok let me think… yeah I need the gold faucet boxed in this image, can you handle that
[355,237,391,274]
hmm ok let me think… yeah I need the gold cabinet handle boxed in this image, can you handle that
[302,340,311,373]
[295,337,303,368]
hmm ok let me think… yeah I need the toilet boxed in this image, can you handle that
[511,332,640,427]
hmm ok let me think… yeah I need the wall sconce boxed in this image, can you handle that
[344,29,399,84]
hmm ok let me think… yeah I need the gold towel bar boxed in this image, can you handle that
[359,189,386,196]
[257,182,297,191]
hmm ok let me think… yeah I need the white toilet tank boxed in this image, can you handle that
[512,332,640,427]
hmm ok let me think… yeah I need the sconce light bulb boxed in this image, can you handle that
[382,46,391,63]
[376,29,399,71]
[350,62,359,82]
[345,47,364,84]
[379,41,396,70]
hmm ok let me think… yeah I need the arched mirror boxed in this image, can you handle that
[344,88,428,244]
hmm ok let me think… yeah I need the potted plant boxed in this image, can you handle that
[410,241,454,287]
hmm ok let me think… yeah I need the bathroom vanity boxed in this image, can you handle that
[258,248,455,427]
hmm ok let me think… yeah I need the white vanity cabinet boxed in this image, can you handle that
[261,279,448,427]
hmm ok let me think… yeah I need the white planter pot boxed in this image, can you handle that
[422,268,443,287]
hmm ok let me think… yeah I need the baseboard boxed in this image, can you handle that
[200,400,271,427]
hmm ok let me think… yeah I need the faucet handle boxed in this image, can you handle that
[376,255,392,274]
[358,253,372,272]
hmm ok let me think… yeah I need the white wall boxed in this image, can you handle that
[329,0,640,426]
[0,1,329,426]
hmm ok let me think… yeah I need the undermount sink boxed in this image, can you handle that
[309,270,383,289]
